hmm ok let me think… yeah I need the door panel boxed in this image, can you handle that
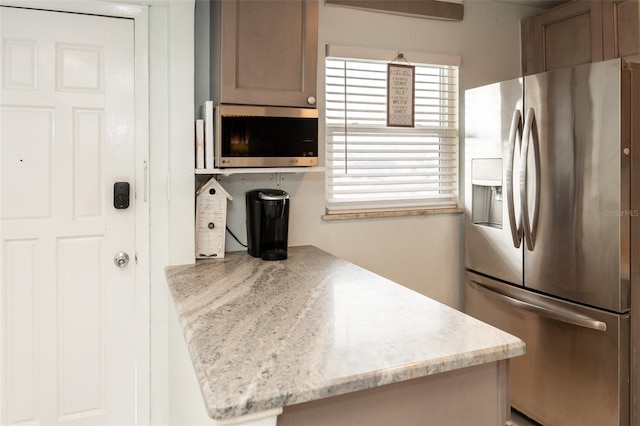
[464,78,524,285]
[1,106,54,219]
[58,237,103,419]
[465,271,630,426]
[523,59,629,312]
[1,7,136,425]
[4,239,38,423]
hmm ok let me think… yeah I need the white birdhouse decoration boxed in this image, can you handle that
[195,178,233,259]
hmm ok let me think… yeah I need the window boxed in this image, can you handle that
[325,48,459,215]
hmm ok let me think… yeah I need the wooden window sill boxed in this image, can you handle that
[322,207,464,221]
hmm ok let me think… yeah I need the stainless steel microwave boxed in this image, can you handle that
[215,105,318,168]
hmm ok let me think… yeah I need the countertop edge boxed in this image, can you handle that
[198,339,526,419]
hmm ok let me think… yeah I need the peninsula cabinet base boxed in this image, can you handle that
[215,360,510,426]
[217,408,283,426]
[278,360,510,426]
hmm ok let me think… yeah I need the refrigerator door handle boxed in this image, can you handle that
[519,107,541,251]
[506,109,523,248]
[470,281,607,332]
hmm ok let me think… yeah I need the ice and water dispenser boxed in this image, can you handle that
[245,189,290,260]
[471,158,503,229]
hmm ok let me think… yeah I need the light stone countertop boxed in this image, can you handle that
[165,245,525,421]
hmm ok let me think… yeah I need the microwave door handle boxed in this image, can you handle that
[506,109,523,249]
[470,281,607,332]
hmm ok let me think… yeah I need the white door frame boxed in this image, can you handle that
[0,1,151,424]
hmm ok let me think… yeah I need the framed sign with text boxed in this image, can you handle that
[387,63,415,127]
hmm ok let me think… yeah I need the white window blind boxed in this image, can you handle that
[325,55,459,214]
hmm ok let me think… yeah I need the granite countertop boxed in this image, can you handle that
[165,245,525,421]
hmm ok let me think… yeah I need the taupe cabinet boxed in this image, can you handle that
[602,0,640,60]
[210,0,318,108]
[521,0,639,75]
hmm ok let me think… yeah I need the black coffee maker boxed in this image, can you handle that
[245,189,290,260]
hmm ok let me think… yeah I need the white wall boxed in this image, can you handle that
[167,0,543,424]
[310,0,541,308]
[145,2,201,425]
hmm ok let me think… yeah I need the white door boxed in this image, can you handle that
[1,7,137,425]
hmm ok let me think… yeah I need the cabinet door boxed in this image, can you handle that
[531,1,604,73]
[220,0,318,108]
[603,0,640,61]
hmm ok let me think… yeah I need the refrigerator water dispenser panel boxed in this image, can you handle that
[471,158,503,229]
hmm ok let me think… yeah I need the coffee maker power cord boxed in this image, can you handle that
[226,226,248,248]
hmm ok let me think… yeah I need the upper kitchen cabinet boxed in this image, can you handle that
[210,0,318,108]
[602,0,640,61]
[521,1,604,75]
[521,0,639,75]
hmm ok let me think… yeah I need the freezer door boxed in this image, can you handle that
[465,271,630,426]
[523,59,631,312]
[464,78,524,285]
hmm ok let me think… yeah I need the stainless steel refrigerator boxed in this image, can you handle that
[464,58,640,425]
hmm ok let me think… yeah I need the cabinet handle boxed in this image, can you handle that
[307,96,316,105]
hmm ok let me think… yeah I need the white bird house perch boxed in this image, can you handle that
[195,178,233,259]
